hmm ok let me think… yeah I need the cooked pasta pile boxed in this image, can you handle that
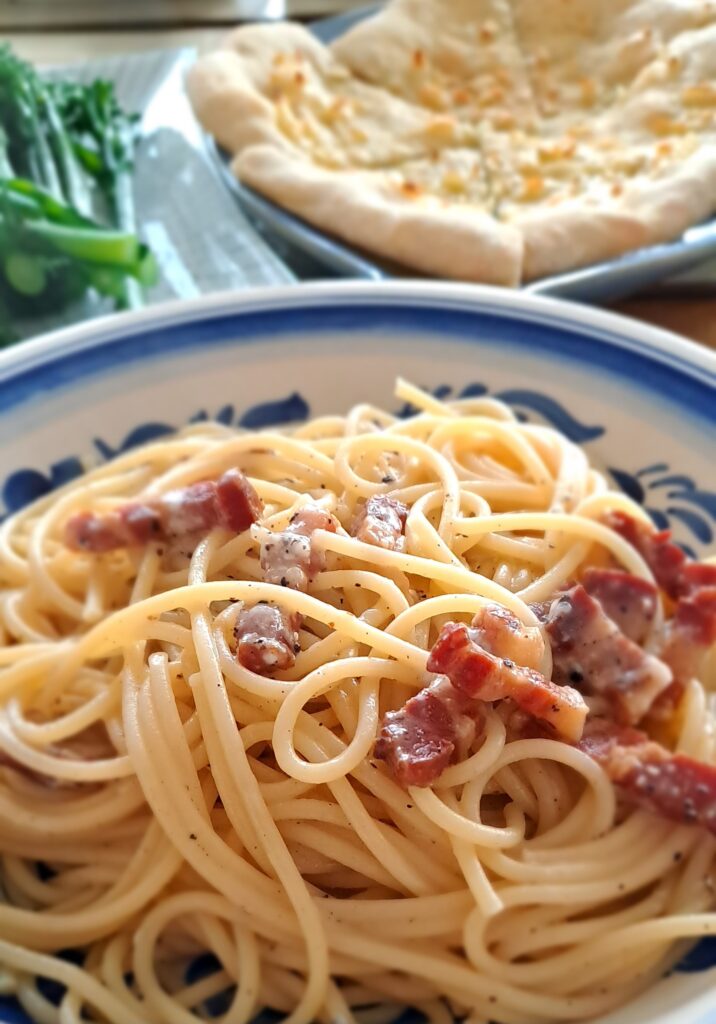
[0,379,714,1024]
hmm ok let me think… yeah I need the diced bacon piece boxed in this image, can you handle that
[579,719,652,762]
[580,720,716,836]
[120,503,164,544]
[647,679,686,723]
[428,621,587,742]
[351,495,408,552]
[65,510,137,553]
[374,675,481,788]
[377,605,562,788]
[604,511,686,598]
[161,469,263,536]
[234,603,301,675]
[679,562,716,597]
[216,470,264,532]
[64,469,262,552]
[674,588,716,647]
[470,603,544,670]
[604,511,716,598]
[582,568,658,645]
[601,513,716,685]
[288,505,340,537]
[162,481,220,535]
[545,585,672,724]
[659,588,716,681]
[260,504,339,592]
[65,503,163,551]
[625,756,716,835]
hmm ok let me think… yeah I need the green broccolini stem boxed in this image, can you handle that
[41,88,93,217]
[14,219,142,268]
[21,75,63,200]
[2,179,94,227]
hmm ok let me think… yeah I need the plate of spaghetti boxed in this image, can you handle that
[0,282,714,1024]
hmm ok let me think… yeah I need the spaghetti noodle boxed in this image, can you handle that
[0,379,714,1024]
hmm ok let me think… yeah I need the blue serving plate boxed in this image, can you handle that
[0,282,714,1023]
[210,5,716,303]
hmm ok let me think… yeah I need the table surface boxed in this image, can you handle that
[5,17,716,354]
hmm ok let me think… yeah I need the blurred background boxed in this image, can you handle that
[0,1,363,65]
[1,0,714,348]
[0,0,361,32]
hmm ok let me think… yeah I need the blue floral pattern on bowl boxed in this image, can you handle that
[4,384,715,557]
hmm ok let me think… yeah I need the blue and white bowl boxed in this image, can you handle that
[0,282,714,1024]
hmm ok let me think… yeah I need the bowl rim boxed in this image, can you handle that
[1,281,714,387]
